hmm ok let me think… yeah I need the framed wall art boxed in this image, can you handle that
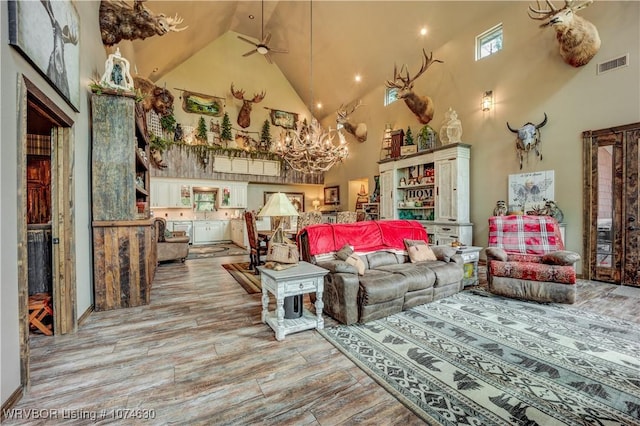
[269,109,298,129]
[324,186,340,205]
[182,91,224,116]
[8,0,80,111]
[263,192,305,213]
[508,170,554,213]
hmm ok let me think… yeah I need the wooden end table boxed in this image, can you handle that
[258,261,329,341]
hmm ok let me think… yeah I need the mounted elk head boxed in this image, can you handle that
[528,0,601,67]
[385,49,443,124]
[231,84,266,129]
[100,0,187,46]
[336,101,367,143]
[507,113,548,169]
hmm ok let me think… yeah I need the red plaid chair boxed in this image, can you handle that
[486,215,580,304]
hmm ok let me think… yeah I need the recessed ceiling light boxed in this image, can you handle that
[420,27,428,36]
[316,102,323,109]
[354,74,362,82]
[249,14,255,20]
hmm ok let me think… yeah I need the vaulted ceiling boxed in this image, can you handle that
[129,1,504,120]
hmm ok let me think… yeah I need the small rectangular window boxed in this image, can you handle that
[384,87,399,106]
[476,23,503,60]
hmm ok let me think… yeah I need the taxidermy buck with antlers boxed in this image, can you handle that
[528,0,601,67]
[99,0,187,45]
[385,49,443,124]
[231,84,266,128]
[336,101,367,143]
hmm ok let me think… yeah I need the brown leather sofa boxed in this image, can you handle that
[298,220,464,325]
[154,217,190,263]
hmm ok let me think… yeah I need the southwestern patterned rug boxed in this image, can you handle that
[320,290,640,425]
[222,262,261,294]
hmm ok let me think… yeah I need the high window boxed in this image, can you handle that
[384,87,399,106]
[476,23,503,60]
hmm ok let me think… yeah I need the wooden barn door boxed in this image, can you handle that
[583,122,640,287]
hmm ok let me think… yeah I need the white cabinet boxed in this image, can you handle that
[378,143,473,245]
[212,156,280,177]
[220,183,248,208]
[379,167,394,220]
[151,179,191,208]
[230,219,246,248]
[193,221,231,245]
[435,145,470,223]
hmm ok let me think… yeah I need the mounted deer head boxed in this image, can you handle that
[528,0,601,67]
[507,113,548,169]
[231,83,266,129]
[336,101,367,143]
[100,0,187,46]
[385,49,443,124]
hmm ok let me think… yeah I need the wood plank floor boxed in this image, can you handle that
[5,253,640,425]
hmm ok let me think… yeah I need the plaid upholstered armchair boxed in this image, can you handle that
[486,215,580,304]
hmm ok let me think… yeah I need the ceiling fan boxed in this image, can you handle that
[237,1,288,64]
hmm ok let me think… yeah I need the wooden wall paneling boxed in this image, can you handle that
[93,221,153,311]
[623,128,640,286]
[52,127,76,335]
[150,145,324,185]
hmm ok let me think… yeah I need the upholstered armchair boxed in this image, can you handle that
[296,211,323,233]
[486,215,580,304]
[336,211,357,223]
[154,217,190,263]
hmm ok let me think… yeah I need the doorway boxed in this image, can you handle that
[17,76,77,387]
[583,122,640,286]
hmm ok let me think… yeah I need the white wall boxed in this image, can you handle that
[323,1,640,260]
[1,1,104,405]
[159,30,313,146]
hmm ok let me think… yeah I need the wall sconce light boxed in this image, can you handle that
[312,199,320,211]
[482,90,493,111]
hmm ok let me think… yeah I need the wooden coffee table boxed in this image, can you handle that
[258,261,328,341]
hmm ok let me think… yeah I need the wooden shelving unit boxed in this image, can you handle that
[91,94,157,311]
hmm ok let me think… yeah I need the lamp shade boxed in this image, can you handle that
[258,193,299,217]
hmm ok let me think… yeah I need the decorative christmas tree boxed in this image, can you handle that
[221,112,233,147]
[196,116,208,144]
[259,119,272,150]
[405,126,414,145]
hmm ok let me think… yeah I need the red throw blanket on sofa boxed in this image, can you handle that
[300,220,427,256]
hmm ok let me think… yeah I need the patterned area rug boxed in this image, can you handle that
[187,243,248,259]
[222,262,261,294]
[320,291,640,425]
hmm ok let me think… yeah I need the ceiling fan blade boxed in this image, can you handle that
[237,35,258,47]
[269,47,289,54]
[265,52,273,64]
[262,32,272,45]
[243,49,259,57]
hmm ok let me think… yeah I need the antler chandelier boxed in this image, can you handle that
[274,0,348,174]
[275,120,348,173]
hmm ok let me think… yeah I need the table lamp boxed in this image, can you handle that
[258,192,299,233]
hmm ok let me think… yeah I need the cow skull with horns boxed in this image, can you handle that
[507,113,548,169]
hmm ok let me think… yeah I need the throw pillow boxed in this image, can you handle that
[542,250,581,266]
[404,239,437,263]
[485,247,508,262]
[164,229,172,239]
[335,244,354,261]
[431,246,457,262]
[345,253,365,275]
